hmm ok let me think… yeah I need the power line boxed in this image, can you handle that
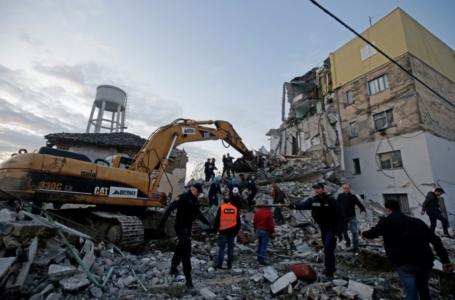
[309,0,455,109]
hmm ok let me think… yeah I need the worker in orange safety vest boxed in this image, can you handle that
[212,195,241,269]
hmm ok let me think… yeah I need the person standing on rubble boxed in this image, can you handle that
[271,182,286,224]
[156,183,211,294]
[204,158,211,182]
[362,199,454,300]
[254,199,275,266]
[209,158,218,181]
[421,188,453,238]
[222,154,229,178]
[244,174,257,212]
[212,195,241,269]
[337,184,366,252]
[288,182,345,281]
[256,153,265,180]
[230,187,242,212]
[226,178,242,196]
[208,177,222,206]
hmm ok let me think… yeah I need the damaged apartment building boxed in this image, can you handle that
[267,7,455,225]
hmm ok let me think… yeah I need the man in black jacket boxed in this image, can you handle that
[204,158,211,182]
[208,177,222,206]
[421,188,453,238]
[288,182,345,281]
[362,200,453,300]
[244,174,257,212]
[337,184,366,252]
[256,154,265,180]
[212,196,241,269]
[156,183,211,294]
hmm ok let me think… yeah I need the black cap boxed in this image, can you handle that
[435,187,445,194]
[312,182,324,189]
[193,183,204,194]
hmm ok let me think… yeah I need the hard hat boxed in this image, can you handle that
[212,158,215,161]
[232,178,237,184]
[233,187,239,193]
[214,177,220,182]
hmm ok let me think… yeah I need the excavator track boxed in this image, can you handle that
[89,211,144,249]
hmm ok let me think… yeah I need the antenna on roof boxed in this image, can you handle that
[369,14,381,26]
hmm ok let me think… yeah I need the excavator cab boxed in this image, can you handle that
[96,155,132,169]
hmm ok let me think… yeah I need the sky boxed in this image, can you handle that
[1,0,454,180]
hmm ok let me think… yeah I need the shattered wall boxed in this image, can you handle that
[338,55,420,147]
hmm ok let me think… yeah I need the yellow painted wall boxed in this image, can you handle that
[330,8,455,88]
[401,10,455,83]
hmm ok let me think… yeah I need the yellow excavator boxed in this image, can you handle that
[0,119,254,248]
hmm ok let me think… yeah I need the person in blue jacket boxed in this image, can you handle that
[288,182,345,281]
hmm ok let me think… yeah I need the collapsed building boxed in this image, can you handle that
[267,7,455,226]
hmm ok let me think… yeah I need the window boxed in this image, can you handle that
[379,151,403,170]
[368,75,389,95]
[361,42,377,61]
[353,158,361,174]
[346,90,353,105]
[384,194,410,214]
[349,122,357,137]
[374,109,394,130]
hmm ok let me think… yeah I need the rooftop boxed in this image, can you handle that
[44,132,147,148]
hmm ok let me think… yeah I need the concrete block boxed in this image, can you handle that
[76,249,95,273]
[59,273,90,292]
[332,279,348,286]
[0,208,17,222]
[348,280,375,299]
[157,261,171,270]
[116,278,125,289]
[270,272,297,295]
[3,235,21,250]
[200,287,216,299]
[6,236,38,291]
[48,264,76,281]
[10,221,54,237]
[90,286,103,299]
[29,294,44,300]
[0,257,16,283]
[123,275,135,286]
[33,248,67,267]
[263,266,279,282]
[45,293,62,300]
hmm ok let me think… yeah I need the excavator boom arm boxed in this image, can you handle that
[129,119,252,174]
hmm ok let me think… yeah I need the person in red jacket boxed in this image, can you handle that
[253,199,275,266]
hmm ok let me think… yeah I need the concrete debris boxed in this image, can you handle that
[1,155,455,300]
[270,272,297,295]
[0,208,17,222]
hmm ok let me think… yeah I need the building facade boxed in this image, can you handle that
[268,8,455,226]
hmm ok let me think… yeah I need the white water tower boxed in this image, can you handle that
[86,85,128,133]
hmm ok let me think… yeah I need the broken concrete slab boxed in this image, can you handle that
[200,287,216,299]
[0,257,16,284]
[0,208,17,222]
[33,248,67,267]
[76,248,95,273]
[90,286,103,298]
[123,275,135,286]
[59,273,90,292]
[270,272,297,295]
[263,266,279,282]
[20,211,91,243]
[5,236,38,291]
[3,235,21,250]
[48,264,76,281]
[348,280,375,299]
[10,221,54,237]
[45,293,62,300]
